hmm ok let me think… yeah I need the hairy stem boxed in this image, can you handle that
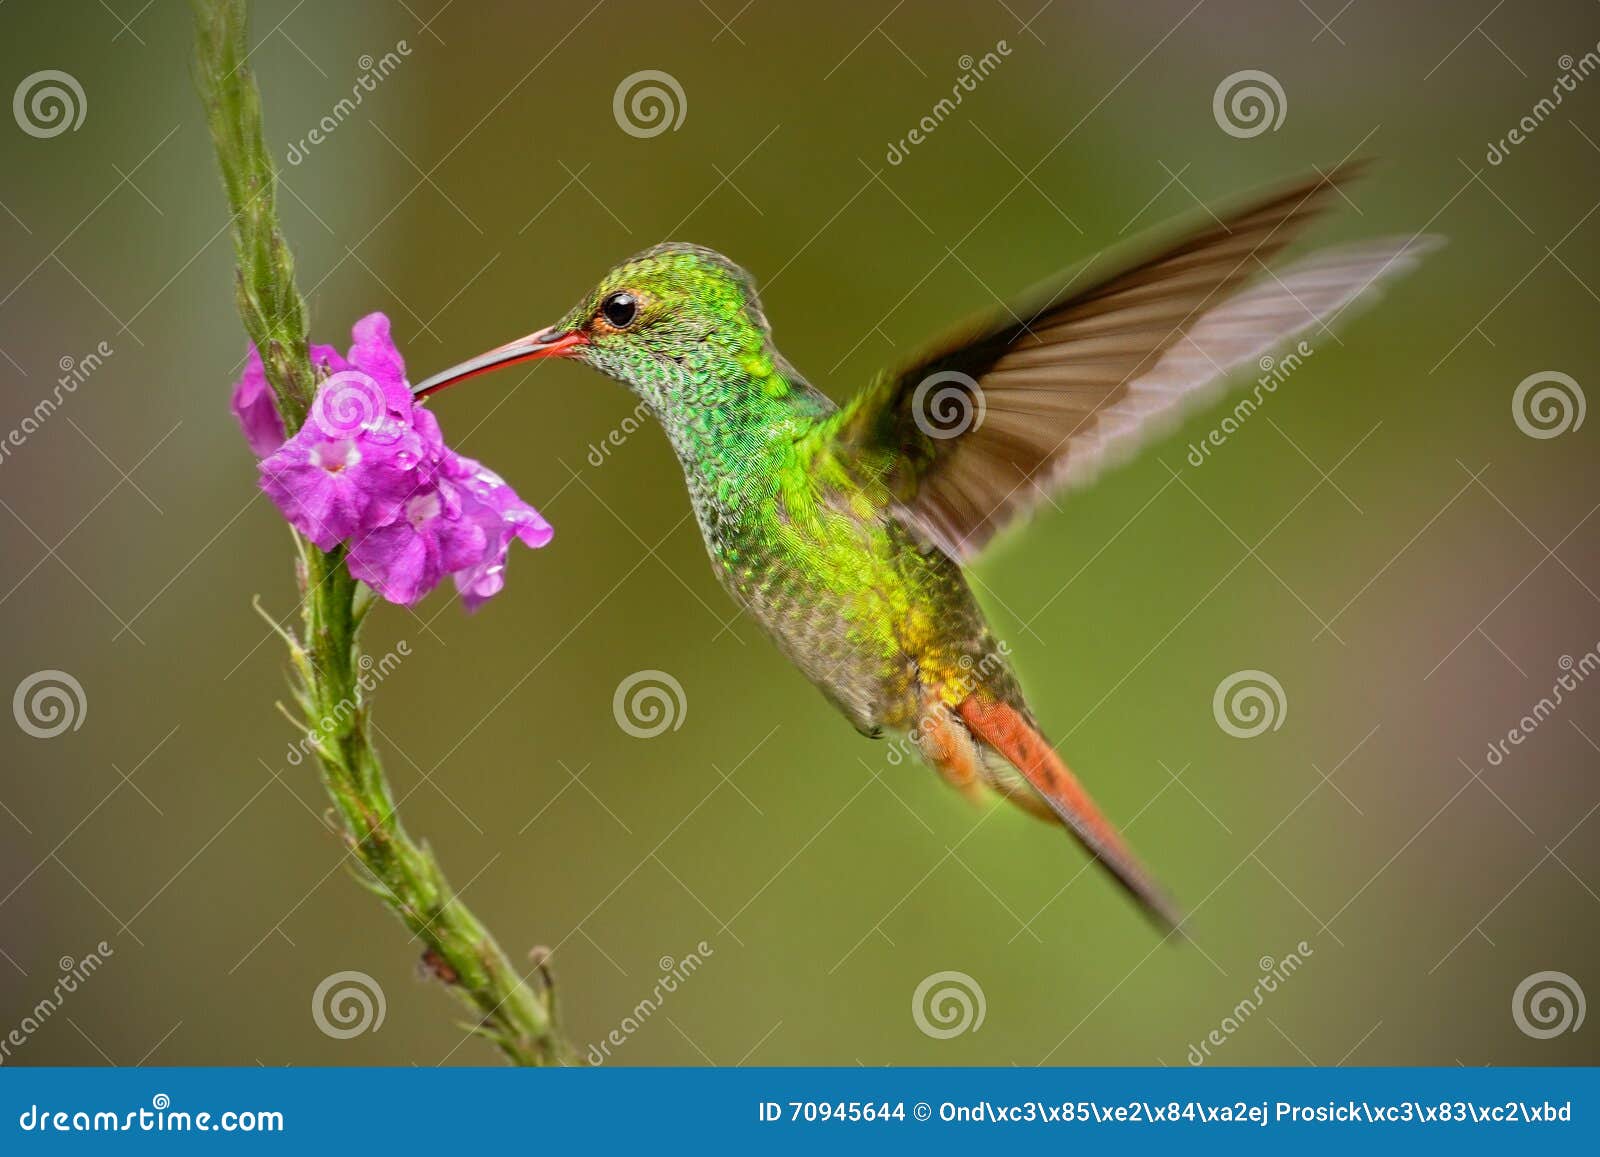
[192,0,573,1066]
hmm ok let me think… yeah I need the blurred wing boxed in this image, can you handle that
[826,165,1437,560]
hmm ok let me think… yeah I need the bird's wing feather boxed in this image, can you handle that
[822,165,1437,560]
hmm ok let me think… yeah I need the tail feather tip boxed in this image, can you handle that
[955,693,1184,934]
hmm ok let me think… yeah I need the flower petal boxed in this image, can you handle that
[348,312,413,415]
[347,520,436,606]
[230,347,287,458]
[236,312,551,609]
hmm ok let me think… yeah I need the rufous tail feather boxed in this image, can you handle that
[957,694,1184,931]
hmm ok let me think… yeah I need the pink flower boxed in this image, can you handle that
[229,348,286,458]
[446,454,554,611]
[346,481,487,606]
[238,313,551,608]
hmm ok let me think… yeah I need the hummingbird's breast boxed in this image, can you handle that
[679,431,1014,737]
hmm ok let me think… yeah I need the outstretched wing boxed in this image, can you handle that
[823,165,1437,560]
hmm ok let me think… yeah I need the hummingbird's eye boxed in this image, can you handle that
[600,291,638,329]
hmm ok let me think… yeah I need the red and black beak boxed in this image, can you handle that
[411,325,588,399]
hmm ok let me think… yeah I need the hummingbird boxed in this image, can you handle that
[414,165,1433,930]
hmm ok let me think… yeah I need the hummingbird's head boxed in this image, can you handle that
[412,243,775,417]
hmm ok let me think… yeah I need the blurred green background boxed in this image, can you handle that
[1,0,1597,1067]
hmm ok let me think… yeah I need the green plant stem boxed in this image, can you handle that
[192,0,573,1066]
